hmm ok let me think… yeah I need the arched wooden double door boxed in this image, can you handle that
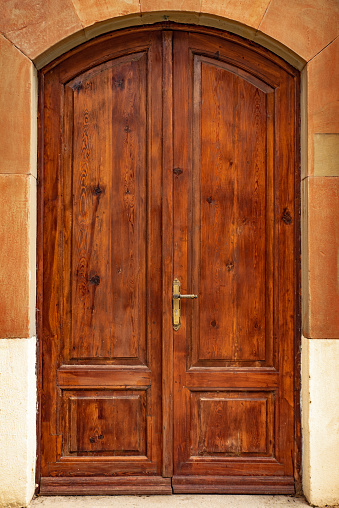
[38,26,300,495]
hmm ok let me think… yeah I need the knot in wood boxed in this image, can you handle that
[114,79,124,89]
[282,208,292,225]
[89,275,100,286]
[173,167,183,176]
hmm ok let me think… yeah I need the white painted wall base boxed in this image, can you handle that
[302,336,339,506]
[0,338,36,508]
[0,335,338,507]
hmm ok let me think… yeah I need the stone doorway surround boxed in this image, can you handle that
[0,2,338,508]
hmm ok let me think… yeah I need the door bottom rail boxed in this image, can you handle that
[40,476,172,495]
[40,474,295,495]
[172,475,295,494]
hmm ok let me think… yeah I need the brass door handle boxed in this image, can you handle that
[173,278,197,330]
[175,294,197,299]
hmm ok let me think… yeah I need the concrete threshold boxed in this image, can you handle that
[29,495,311,507]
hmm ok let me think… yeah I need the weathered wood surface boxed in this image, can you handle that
[38,25,300,495]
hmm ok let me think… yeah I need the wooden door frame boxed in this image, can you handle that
[36,22,301,494]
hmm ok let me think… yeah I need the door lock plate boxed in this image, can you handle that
[172,278,197,331]
[173,278,181,331]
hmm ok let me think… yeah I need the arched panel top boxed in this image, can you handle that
[67,51,148,91]
[184,30,297,88]
[193,54,274,93]
[40,24,299,88]
[44,30,160,85]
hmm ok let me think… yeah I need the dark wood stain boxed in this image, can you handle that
[282,207,293,224]
[37,25,300,496]
[173,167,183,176]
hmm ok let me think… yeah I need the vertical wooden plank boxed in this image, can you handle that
[172,30,192,473]
[62,85,74,366]
[162,30,174,477]
[265,91,275,368]
[40,69,64,474]
[193,61,236,363]
[147,30,163,472]
[293,73,302,493]
[275,73,297,476]
[191,54,202,366]
[234,77,267,361]
[109,57,146,361]
[273,85,282,462]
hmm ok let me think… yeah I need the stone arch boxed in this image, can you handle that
[33,11,306,70]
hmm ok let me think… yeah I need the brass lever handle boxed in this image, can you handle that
[173,278,197,330]
[174,294,198,299]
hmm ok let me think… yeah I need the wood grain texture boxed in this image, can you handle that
[190,391,274,457]
[66,391,146,455]
[172,29,299,487]
[69,54,147,362]
[192,56,269,366]
[38,24,300,495]
[161,30,174,478]
[172,475,295,494]
[39,29,164,484]
[40,476,172,495]
[57,365,151,389]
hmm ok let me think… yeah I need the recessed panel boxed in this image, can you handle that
[69,54,147,362]
[191,56,273,367]
[63,390,146,456]
[190,391,274,457]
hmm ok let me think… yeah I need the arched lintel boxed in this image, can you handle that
[34,11,306,71]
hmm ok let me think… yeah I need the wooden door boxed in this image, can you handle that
[38,30,171,495]
[38,26,300,495]
[171,31,300,494]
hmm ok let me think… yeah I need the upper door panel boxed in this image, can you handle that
[65,54,148,364]
[191,54,274,368]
